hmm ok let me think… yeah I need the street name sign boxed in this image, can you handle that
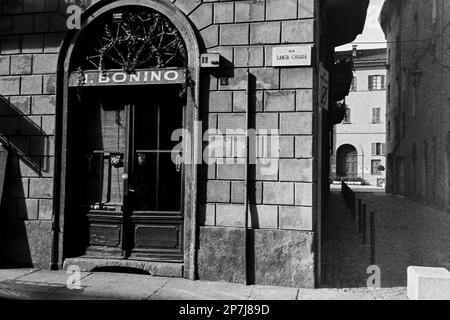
[272,45,312,67]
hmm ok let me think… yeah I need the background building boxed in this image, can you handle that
[380,0,450,212]
[0,0,369,288]
[331,48,387,187]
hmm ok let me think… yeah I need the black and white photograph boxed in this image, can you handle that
[0,0,448,308]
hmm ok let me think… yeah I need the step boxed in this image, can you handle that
[63,257,184,278]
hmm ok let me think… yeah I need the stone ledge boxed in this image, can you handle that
[63,258,183,278]
[407,266,450,300]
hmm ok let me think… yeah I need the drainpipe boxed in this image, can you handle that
[244,71,251,285]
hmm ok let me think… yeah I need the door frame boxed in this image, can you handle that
[54,0,200,279]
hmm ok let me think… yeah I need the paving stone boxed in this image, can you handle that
[0,269,37,282]
[250,286,298,300]
[16,269,91,285]
[73,272,168,300]
[150,278,252,300]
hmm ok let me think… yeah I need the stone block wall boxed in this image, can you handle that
[184,0,318,287]
[0,0,319,286]
[0,0,65,268]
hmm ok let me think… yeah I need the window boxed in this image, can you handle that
[372,143,386,156]
[372,108,381,123]
[368,75,386,90]
[350,77,357,91]
[343,108,351,123]
[371,160,382,175]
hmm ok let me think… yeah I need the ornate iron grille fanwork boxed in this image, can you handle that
[76,8,187,73]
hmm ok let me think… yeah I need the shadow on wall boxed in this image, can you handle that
[0,96,51,267]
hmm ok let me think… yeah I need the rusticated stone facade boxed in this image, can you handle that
[380,0,450,213]
[0,0,367,288]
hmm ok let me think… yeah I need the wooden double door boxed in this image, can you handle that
[72,86,184,262]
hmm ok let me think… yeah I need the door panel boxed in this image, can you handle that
[73,86,185,261]
[78,97,128,258]
[128,92,184,261]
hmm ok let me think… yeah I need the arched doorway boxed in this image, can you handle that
[336,144,358,179]
[56,1,200,274]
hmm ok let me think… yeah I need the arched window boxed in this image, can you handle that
[71,7,187,73]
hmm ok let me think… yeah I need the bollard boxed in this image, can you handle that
[357,199,362,224]
[370,211,376,264]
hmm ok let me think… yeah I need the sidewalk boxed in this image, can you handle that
[0,268,407,300]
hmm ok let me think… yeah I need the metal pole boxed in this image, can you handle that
[244,71,251,285]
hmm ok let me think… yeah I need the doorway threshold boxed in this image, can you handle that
[63,257,183,278]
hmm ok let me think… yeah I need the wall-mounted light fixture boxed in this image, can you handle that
[200,53,220,68]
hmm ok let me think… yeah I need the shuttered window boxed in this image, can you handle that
[368,75,386,90]
[371,160,382,175]
[372,143,386,156]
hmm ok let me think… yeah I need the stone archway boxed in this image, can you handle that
[336,144,358,178]
[55,0,200,279]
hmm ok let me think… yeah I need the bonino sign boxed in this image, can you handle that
[69,68,186,87]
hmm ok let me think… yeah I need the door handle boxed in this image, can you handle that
[129,189,135,193]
